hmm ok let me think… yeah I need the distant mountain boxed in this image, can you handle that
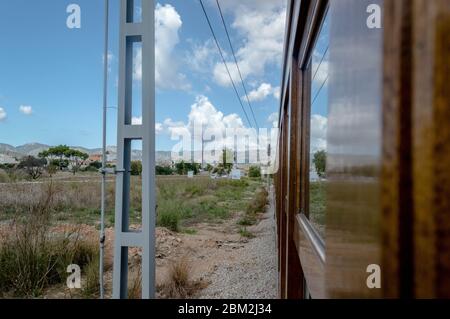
[0,142,173,165]
[15,143,51,157]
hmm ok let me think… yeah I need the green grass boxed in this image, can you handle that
[237,215,257,226]
[0,175,264,235]
[309,181,326,236]
[182,228,197,235]
[239,227,255,238]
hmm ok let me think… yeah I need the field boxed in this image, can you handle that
[309,181,326,238]
[0,171,269,298]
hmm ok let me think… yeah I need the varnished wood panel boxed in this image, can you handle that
[382,0,414,299]
[276,0,450,299]
[285,56,303,299]
[412,0,450,298]
[326,0,383,298]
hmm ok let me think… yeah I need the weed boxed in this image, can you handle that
[239,227,255,238]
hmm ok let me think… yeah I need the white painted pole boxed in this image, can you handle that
[100,0,109,300]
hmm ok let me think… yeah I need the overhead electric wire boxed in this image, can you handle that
[311,46,329,84]
[311,46,329,108]
[311,75,328,108]
[215,0,259,131]
[198,0,252,129]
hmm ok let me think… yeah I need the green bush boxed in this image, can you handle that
[248,166,261,178]
[156,165,173,175]
[131,161,142,176]
[158,210,180,232]
[0,229,98,297]
[156,200,193,232]
[239,227,255,238]
[237,215,257,226]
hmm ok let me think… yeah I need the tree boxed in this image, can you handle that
[175,161,200,175]
[131,161,142,176]
[39,145,70,170]
[313,150,327,178]
[65,149,89,175]
[18,156,46,180]
[47,164,58,177]
[39,145,88,174]
[156,165,173,175]
[249,166,261,178]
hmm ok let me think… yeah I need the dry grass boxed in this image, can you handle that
[237,187,268,228]
[0,181,100,298]
[128,266,142,299]
[157,257,207,299]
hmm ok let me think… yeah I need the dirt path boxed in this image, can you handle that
[197,187,278,299]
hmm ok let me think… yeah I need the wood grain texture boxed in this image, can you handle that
[382,0,414,299]
[285,56,303,298]
[412,0,450,298]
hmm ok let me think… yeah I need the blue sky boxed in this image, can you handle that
[0,0,287,151]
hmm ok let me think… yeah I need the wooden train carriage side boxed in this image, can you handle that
[275,0,450,299]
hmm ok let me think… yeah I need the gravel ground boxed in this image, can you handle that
[199,187,278,299]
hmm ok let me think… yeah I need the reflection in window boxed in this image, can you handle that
[309,12,329,239]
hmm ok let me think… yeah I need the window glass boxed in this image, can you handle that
[309,11,329,239]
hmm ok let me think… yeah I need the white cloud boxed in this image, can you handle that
[163,95,248,142]
[209,0,287,86]
[154,3,190,90]
[312,52,329,86]
[19,105,33,115]
[163,95,277,150]
[131,116,163,135]
[132,4,189,90]
[102,51,114,73]
[162,95,280,165]
[186,39,217,74]
[246,83,280,102]
[273,86,281,100]
[267,112,279,128]
[0,107,6,121]
[310,114,327,153]
[131,116,142,125]
[155,122,163,135]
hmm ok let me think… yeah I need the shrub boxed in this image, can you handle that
[246,187,268,215]
[131,161,142,176]
[248,166,261,178]
[157,203,181,232]
[81,255,100,298]
[157,257,206,299]
[156,165,173,175]
[237,215,257,226]
[239,227,255,238]
[0,169,9,183]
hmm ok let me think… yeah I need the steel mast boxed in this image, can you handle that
[112,0,156,299]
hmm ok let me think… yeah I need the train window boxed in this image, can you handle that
[308,10,329,239]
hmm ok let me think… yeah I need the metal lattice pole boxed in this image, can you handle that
[112,0,156,299]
